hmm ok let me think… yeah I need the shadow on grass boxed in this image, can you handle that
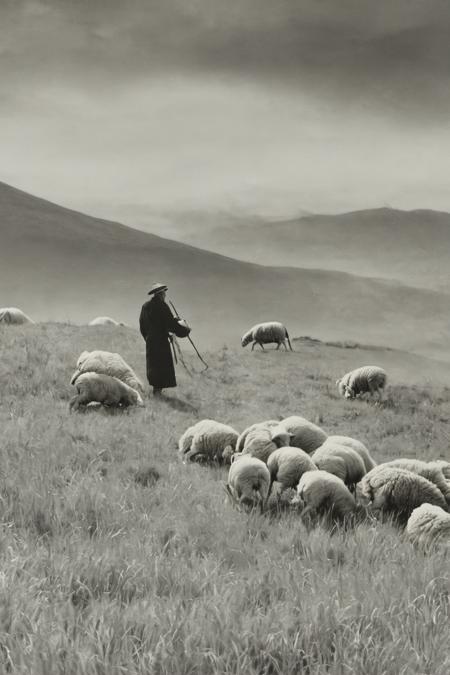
[157,394,199,413]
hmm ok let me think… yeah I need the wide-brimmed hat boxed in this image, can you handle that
[148,282,168,296]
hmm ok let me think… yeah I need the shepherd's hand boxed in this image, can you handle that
[178,319,191,332]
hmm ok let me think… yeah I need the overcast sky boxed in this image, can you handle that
[2,0,450,227]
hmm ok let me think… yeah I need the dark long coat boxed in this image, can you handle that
[139,296,190,389]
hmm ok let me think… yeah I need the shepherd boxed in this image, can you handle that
[139,283,191,397]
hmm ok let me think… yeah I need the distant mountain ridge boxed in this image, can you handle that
[180,206,450,292]
[1,181,449,359]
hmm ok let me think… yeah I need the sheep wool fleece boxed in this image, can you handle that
[139,296,190,389]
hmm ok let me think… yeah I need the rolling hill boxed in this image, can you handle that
[1,181,449,358]
[180,207,450,292]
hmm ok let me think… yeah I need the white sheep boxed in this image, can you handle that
[336,366,387,400]
[295,470,356,520]
[241,425,290,464]
[358,466,447,524]
[179,419,239,464]
[311,443,366,491]
[406,503,450,549]
[430,459,450,480]
[71,350,144,394]
[377,458,450,506]
[275,416,328,454]
[323,436,377,472]
[235,420,280,452]
[241,322,293,351]
[226,454,271,510]
[0,307,35,325]
[69,372,144,411]
[88,316,125,326]
[267,446,317,493]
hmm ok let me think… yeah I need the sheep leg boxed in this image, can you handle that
[251,342,256,351]
[276,342,281,350]
[69,395,81,411]
[259,342,265,351]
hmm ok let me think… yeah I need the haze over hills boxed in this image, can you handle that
[178,207,450,292]
[1,181,449,359]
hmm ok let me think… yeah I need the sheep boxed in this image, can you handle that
[275,416,328,454]
[69,372,144,411]
[322,435,377,472]
[88,316,125,326]
[179,419,239,464]
[358,466,447,524]
[430,459,450,480]
[71,350,144,394]
[311,443,366,492]
[226,454,271,511]
[241,425,290,464]
[294,470,356,521]
[0,307,35,325]
[336,366,387,400]
[241,322,293,351]
[267,446,317,494]
[406,503,450,549]
[235,420,280,452]
[377,458,450,506]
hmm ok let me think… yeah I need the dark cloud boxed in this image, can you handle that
[2,0,450,118]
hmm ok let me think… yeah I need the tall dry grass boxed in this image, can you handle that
[0,323,448,674]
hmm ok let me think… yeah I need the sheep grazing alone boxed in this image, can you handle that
[70,372,144,411]
[275,416,328,454]
[235,420,280,453]
[336,366,387,401]
[322,436,377,472]
[267,446,317,494]
[88,316,125,326]
[311,443,366,492]
[227,455,271,511]
[358,466,447,524]
[295,470,356,521]
[406,503,450,549]
[178,419,239,464]
[378,458,450,506]
[0,307,35,325]
[241,322,293,351]
[71,350,144,394]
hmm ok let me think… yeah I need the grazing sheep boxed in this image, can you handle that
[70,372,144,411]
[295,470,356,520]
[406,503,450,549]
[275,416,328,454]
[311,443,366,491]
[430,459,450,480]
[71,350,144,394]
[235,420,280,452]
[337,366,387,400]
[378,458,450,506]
[0,307,35,325]
[179,419,239,464]
[227,455,271,510]
[358,466,447,524]
[323,436,377,472]
[267,446,317,493]
[241,425,290,464]
[88,316,124,326]
[241,322,293,351]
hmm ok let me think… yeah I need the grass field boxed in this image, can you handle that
[0,323,449,674]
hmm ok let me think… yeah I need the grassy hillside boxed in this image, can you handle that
[2,181,450,360]
[182,207,450,292]
[0,323,449,674]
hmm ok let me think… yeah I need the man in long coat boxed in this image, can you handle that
[139,283,191,396]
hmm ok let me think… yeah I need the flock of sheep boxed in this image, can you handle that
[2,309,449,550]
[179,416,450,550]
[0,307,124,327]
